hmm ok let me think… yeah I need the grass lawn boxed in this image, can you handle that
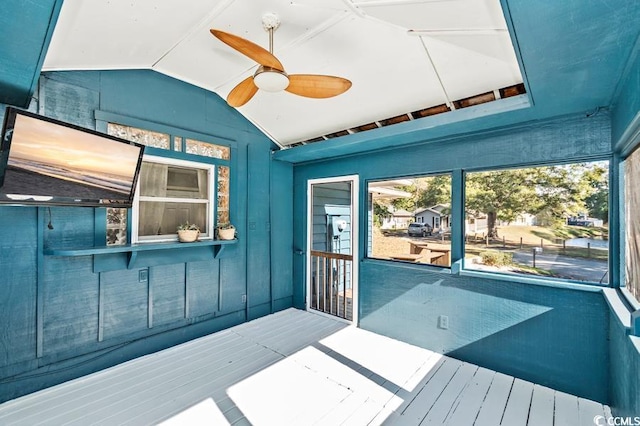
[465,225,608,261]
[371,224,608,266]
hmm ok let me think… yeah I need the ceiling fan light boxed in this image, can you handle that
[254,66,289,92]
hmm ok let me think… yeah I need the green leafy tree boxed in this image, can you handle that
[465,164,606,237]
[373,202,391,228]
[466,169,540,237]
[582,164,609,223]
[416,175,452,209]
[391,183,417,211]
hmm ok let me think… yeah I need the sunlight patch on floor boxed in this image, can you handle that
[227,325,443,425]
[159,398,229,426]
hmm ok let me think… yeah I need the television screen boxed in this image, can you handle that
[0,107,144,207]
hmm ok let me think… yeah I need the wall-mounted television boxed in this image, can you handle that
[0,107,144,207]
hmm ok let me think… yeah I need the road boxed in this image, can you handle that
[512,250,609,283]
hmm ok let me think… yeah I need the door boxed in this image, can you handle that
[307,175,358,323]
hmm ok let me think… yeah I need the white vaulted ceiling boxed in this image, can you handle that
[43,0,523,146]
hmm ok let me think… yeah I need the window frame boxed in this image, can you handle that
[461,159,611,285]
[131,154,216,244]
[366,171,453,268]
[364,156,613,288]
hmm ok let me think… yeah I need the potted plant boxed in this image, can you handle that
[177,222,200,243]
[217,222,236,240]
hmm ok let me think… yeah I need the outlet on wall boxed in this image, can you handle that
[438,315,449,330]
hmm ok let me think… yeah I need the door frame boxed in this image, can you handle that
[306,175,359,324]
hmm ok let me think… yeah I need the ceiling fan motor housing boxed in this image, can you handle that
[254,65,290,91]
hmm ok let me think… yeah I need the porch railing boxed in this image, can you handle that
[310,250,353,321]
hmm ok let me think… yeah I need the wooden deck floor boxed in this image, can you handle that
[0,309,611,425]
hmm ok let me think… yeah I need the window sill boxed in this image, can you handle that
[459,268,606,292]
[362,257,452,274]
[45,239,237,271]
[602,287,632,331]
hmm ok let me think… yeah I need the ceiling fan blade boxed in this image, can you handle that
[227,76,258,107]
[210,29,284,71]
[285,75,352,98]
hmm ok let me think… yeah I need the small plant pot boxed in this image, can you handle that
[177,229,199,243]
[217,227,235,240]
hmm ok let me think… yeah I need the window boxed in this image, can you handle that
[107,123,170,149]
[185,138,230,160]
[625,148,640,302]
[464,161,609,284]
[217,165,230,225]
[133,156,215,243]
[368,174,452,267]
[104,122,231,246]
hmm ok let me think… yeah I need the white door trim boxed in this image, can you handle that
[306,175,359,324]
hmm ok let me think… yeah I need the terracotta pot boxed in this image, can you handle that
[177,229,199,243]
[217,227,235,240]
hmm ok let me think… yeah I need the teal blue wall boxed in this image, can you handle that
[609,32,640,418]
[293,112,613,403]
[0,0,63,107]
[0,70,294,402]
[611,36,640,154]
[609,316,640,418]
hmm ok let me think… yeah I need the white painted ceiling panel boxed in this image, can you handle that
[238,15,449,144]
[423,33,523,100]
[43,0,524,146]
[355,0,509,31]
[44,0,222,70]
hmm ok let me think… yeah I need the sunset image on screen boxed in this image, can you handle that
[2,114,141,200]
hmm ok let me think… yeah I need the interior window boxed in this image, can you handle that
[368,174,452,267]
[133,156,215,243]
[464,161,609,284]
[105,121,231,245]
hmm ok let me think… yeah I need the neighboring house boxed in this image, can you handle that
[465,214,488,234]
[382,208,414,229]
[465,212,535,233]
[510,212,537,226]
[415,204,450,232]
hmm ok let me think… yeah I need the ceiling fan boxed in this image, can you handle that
[210,13,352,107]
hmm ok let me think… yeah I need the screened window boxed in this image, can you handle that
[625,148,640,302]
[464,161,609,283]
[133,156,214,243]
[368,174,452,267]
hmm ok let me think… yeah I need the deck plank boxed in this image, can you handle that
[473,372,514,426]
[501,378,534,426]
[578,397,607,426]
[445,366,495,425]
[527,384,555,426]
[0,309,612,426]
[394,357,463,423]
[420,362,478,425]
[554,391,580,426]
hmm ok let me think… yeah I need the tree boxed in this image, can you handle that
[416,175,452,209]
[466,169,540,237]
[582,164,609,223]
[465,163,606,237]
[372,201,391,228]
[391,183,417,212]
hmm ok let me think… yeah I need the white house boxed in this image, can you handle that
[415,204,450,232]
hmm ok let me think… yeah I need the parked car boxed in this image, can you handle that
[407,222,432,237]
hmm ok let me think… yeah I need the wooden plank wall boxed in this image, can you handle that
[0,69,294,402]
